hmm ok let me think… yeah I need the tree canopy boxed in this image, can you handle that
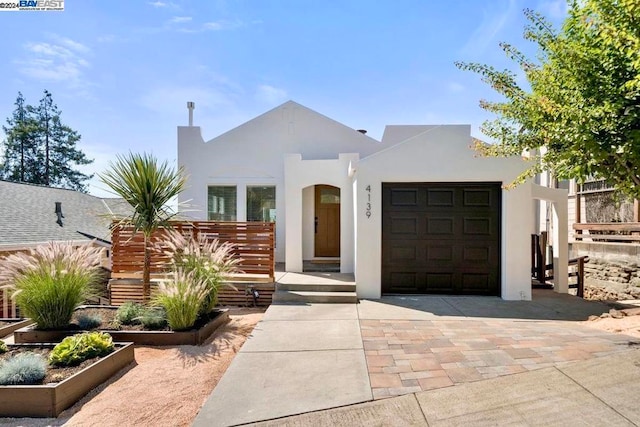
[456,0,640,199]
[1,90,93,192]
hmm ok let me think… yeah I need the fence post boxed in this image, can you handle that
[577,257,585,298]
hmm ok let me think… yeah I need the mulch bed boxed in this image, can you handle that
[0,347,104,385]
[72,307,164,332]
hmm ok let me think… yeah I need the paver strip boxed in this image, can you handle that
[361,318,638,399]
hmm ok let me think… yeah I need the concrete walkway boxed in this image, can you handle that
[192,303,371,426]
[193,286,640,426]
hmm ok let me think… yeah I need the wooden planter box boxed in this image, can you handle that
[0,318,33,338]
[0,342,134,417]
[14,309,230,346]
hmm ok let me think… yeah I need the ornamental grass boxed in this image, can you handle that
[0,242,103,329]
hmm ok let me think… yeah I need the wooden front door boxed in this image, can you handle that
[315,185,341,257]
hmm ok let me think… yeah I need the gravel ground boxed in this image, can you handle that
[0,307,264,427]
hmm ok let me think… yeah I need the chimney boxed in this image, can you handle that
[357,129,367,134]
[187,101,195,126]
[55,202,64,227]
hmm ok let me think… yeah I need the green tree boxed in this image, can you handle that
[456,0,640,198]
[1,90,93,192]
[99,152,187,300]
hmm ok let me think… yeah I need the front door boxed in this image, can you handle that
[315,185,340,257]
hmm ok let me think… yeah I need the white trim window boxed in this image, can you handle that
[247,186,276,222]
[208,186,237,221]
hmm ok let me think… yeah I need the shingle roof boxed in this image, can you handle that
[0,180,129,246]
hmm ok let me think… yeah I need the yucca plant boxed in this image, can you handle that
[0,242,103,329]
[153,270,208,331]
[158,229,241,314]
[99,152,187,301]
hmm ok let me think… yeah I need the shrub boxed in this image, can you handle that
[76,313,102,330]
[158,230,241,315]
[115,302,145,325]
[49,332,114,367]
[0,242,103,329]
[0,340,7,354]
[138,307,167,330]
[0,352,47,385]
[154,270,208,331]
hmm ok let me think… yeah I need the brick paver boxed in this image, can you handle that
[361,318,636,398]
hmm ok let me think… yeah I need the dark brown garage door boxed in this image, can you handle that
[382,182,501,296]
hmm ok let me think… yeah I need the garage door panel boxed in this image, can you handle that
[427,189,455,206]
[463,217,493,235]
[382,182,501,296]
[390,217,419,234]
[426,217,455,234]
[463,188,493,207]
[461,274,493,293]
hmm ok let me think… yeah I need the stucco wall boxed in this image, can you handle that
[284,153,358,273]
[177,101,387,262]
[354,125,533,300]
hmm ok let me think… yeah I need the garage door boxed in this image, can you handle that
[382,182,501,296]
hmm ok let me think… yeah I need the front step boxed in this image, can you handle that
[272,290,358,304]
[277,282,356,293]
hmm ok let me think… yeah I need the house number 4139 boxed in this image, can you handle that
[365,185,372,218]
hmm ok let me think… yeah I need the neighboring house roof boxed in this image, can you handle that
[0,180,129,247]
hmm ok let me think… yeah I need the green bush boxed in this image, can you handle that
[0,242,103,330]
[158,230,241,315]
[154,271,208,331]
[138,307,167,330]
[0,340,7,354]
[76,313,102,330]
[49,332,114,367]
[0,352,47,385]
[115,302,145,325]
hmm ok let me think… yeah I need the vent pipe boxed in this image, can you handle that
[55,202,64,227]
[187,101,195,126]
[357,129,367,134]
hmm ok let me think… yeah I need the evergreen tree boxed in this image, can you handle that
[0,90,93,192]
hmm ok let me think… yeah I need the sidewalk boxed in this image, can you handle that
[252,349,640,426]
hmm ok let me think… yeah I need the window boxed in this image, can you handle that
[319,186,340,204]
[208,186,237,221]
[247,186,276,222]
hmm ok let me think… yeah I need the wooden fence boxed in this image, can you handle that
[573,222,640,243]
[109,221,276,306]
[531,233,588,297]
[0,288,18,318]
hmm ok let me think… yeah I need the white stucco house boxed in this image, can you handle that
[178,101,568,300]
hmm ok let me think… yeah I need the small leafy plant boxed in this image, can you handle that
[76,313,103,330]
[138,307,167,330]
[0,242,103,329]
[0,340,7,354]
[115,302,146,325]
[0,352,47,385]
[154,270,208,331]
[49,332,114,367]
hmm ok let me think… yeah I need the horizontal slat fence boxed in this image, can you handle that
[573,222,640,242]
[109,221,275,306]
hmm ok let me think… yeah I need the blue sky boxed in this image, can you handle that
[0,0,568,196]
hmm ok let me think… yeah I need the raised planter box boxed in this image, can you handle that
[0,318,33,338]
[0,342,134,417]
[14,308,230,346]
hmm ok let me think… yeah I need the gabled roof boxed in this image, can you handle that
[381,125,439,145]
[205,100,382,146]
[0,180,129,247]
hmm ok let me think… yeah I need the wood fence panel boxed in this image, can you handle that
[109,221,275,305]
